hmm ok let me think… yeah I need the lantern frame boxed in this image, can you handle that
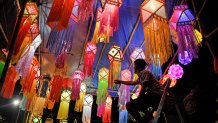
[100,0,122,10]
[24,2,38,22]
[72,70,85,80]
[108,45,123,62]
[130,48,145,62]
[98,67,109,81]
[71,0,80,23]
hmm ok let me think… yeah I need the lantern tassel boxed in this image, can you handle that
[109,60,121,88]
[119,109,128,123]
[78,0,94,21]
[71,79,82,100]
[75,92,86,112]
[49,75,63,102]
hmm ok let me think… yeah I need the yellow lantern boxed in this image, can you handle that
[75,83,87,112]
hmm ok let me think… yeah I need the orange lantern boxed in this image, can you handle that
[140,0,173,65]
[24,2,38,22]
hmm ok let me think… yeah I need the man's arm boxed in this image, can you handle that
[114,80,140,85]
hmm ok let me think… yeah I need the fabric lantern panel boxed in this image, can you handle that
[78,0,94,21]
[108,45,123,88]
[178,51,192,65]
[169,5,199,59]
[130,48,145,62]
[83,42,97,77]
[140,0,173,65]
[57,89,71,120]
[159,74,177,88]
[49,75,63,102]
[82,94,94,123]
[102,96,112,123]
[75,83,87,112]
[98,0,122,41]
[168,64,184,79]
[71,70,85,100]
[97,68,109,117]
[46,0,75,30]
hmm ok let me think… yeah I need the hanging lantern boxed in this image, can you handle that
[24,2,38,22]
[140,0,173,65]
[71,70,85,100]
[102,96,112,123]
[169,5,199,59]
[91,8,108,43]
[178,51,192,65]
[97,67,109,117]
[46,0,75,30]
[83,42,97,77]
[55,51,68,69]
[118,69,131,110]
[78,0,94,21]
[57,89,71,120]
[130,48,145,62]
[71,0,80,23]
[29,96,46,115]
[49,75,63,102]
[75,83,87,112]
[99,0,122,41]
[39,74,51,97]
[108,45,123,88]
[29,113,42,123]
[82,94,93,123]
[0,66,20,99]
[159,74,177,88]
[148,60,162,79]
[62,78,72,89]
[194,29,203,44]
[168,64,184,79]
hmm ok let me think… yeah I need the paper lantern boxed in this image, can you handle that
[83,42,97,77]
[82,94,94,123]
[29,96,46,115]
[24,2,38,22]
[46,0,75,30]
[159,74,177,88]
[102,96,112,123]
[140,0,173,65]
[29,113,42,123]
[57,89,71,120]
[91,8,108,43]
[55,52,67,69]
[97,68,109,117]
[168,64,184,79]
[108,45,123,88]
[49,75,63,102]
[71,70,85,100]
[75,83,87,112]
[99,0,122,41]
[130,48,145,62]
[77,0,94,21]
[0,66,19,99]
[178,51,192,65]
[169,5,199,59]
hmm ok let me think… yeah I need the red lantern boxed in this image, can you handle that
[71,70,85,100]
[71,0,81,23]
[24,2,38,22]
[83,42,97,77]
[78,0,94,21]
[49,75,63,102]
[108,45,123,88]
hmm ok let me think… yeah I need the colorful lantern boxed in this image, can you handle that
[108,45,123,88]
[29,113,42,123]
[71,70,85,100]
[130,48,145,62]
[39,74,51,97]
[97,68,109,117]
[57,89,71,120]
[29,96,46,115]
[168,64,184,79]
[169,5,199,59]
[0,66,20,99]
[99,0,122,41]
[55,52,68,69]
[119,109,128,123]
[75,83,87,112]
[91,8,108,43]
[82,94,93,123]
[102,96,112,123]
[140,0,173,65]
[178,51,192,65]
[46,0,75,30]
[24,2,38,22]
[49,75,63,102]
[148,60,162,79]
[78,0,94,21]
[159,74,177,88]
[83,42,97,77]
[118,69,131,110]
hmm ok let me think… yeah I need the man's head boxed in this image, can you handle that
[134,59,147,74]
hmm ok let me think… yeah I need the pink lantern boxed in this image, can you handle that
[83,42,97,77]
[130,48,145,62]
[178,51,192,65]
[71,70,85,100]
[160,74,177,88]
[168,64,184,79]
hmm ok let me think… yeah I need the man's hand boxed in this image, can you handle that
[114,80,122,84]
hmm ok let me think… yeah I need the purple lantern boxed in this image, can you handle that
[168,64,184,79]
[178,51,192,65]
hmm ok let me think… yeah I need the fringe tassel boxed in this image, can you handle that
[49,75,63,102]
[109,60,121,88]
[78,0,94,21]
[71,79,82,100]
[82,94,93,123]
[119,109,128,123]
[102,96,112,123]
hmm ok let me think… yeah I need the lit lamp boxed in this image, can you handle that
[24,2,38,22]
[99,0,122,42]
[57,89,71,120]
[140,0,173,65]
[108,45,123,88]
[130,48,145,62]
[178,51,192,65]
[169,5,199,59]
[83,42,97,77]
[82,94,94,123]
[97,67,109,117]
[75,83,87,112]
[168,64,184,79]
[71,70,85,100]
